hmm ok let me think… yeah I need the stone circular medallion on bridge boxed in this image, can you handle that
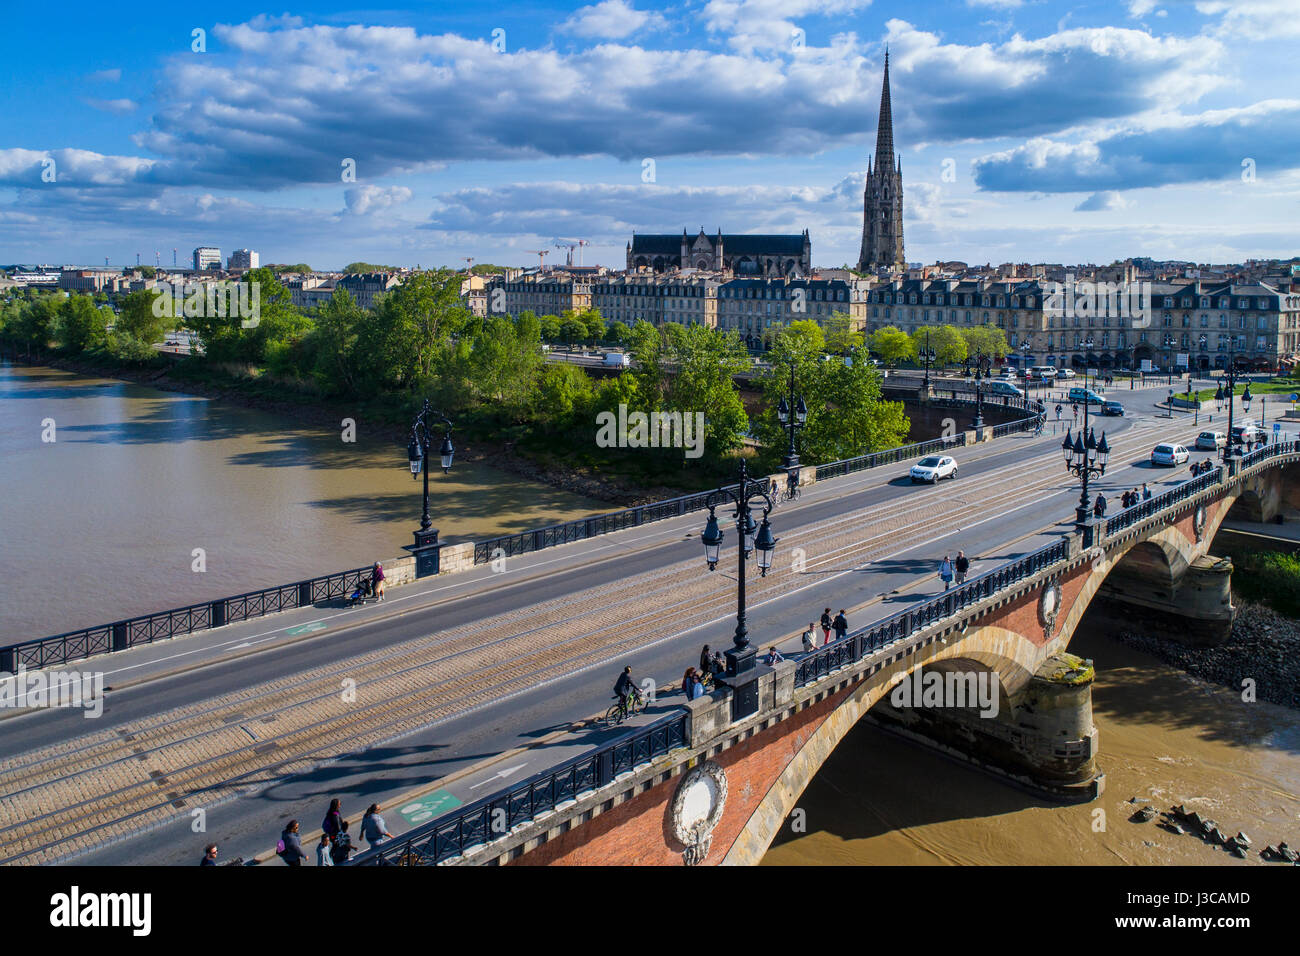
[1038,578,1062,640]
[671,761,727,864]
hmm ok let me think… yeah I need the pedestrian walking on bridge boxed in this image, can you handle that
[819,608,833,645]
[361,804,392,848]
[938,556,954,591]
[801,624,816,654]
[954,552,969,585]
[833,610,848,641]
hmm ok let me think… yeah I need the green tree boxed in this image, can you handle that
[911,325,967,368]
[869,326,914,366]
[115,290,171,348]
[605,320,630,345]
[760,327,909,464]
[538,314,561,343]
[312,288,366,394]
[56,295,109,353]
[533,362,596,425]
[469,315,543,408]
[581,308,606,344]
[822,312,865,354]
[368,269,472,389]
[961,324,1009,362]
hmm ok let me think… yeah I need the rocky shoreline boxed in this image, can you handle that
[11,352,696,508]
[1113,600,1300,709]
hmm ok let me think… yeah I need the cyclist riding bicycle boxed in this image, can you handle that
[786,468,800,500]
[613,666,637,719]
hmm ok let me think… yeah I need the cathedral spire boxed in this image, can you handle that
[874,49,895,173]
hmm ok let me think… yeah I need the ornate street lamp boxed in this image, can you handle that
[699,458,778,692]
[970,350,991,430]
[404,400,454,577]
[1062,419,1109,547]
[1222,348,1252,470]
[920,328,936,390]
[775,360,807,498]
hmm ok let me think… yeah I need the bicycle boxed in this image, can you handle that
[604,689,646,726]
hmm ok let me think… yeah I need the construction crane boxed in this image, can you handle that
[463,257,474,273]
[552,238,590,267]
[527,250,549,271]
[154,251,160,268]
[172,249,177,268]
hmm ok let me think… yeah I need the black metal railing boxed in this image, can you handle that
[0,567,370,674]
[1239,438,1300,471]
[794,536,1069,688]
[472,479,770,564]
[349,712,689,866]
[1101,467,1224,538]
[813,433,967,482]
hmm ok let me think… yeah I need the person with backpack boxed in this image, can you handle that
[361,804,392,848]
[316,834,334,867]
[321,798,343,845]
[832,610,848,641]
[277,820,306,866]
[614,665,637,718]
[801,624,816,654]
[330,821,356,865]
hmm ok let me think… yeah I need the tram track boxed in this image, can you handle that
[0,410,1210,864]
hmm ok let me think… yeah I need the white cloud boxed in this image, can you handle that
[702,0,873,54]
[560,0,664,39]
[84,98,139,115]
[86,69,122,83]
[1197,0,1300,39]
[344,185,413,216]
[1074,190,1132,211]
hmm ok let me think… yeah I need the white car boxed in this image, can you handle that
[910,455,958,483]
[1150,443,1190,466]
[1058,368,1077,379]
[1195,431,1226,451]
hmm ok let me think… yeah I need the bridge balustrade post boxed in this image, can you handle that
[211,601,226,629]
[297,581,312,608]
[112,622,129,652]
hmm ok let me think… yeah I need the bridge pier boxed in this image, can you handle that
[869,652,1103,802]
[1092,553,1235,647]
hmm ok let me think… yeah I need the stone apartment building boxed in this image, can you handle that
[864,274,1300,372]
[336,272,401,310]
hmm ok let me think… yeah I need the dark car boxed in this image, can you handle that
[1101,400,1125,416]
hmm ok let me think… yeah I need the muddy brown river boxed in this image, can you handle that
[0,362,605,639]
[764,626,1300,865]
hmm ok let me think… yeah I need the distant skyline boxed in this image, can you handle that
[3,0,1299,270]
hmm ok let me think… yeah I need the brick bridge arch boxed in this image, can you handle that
[390,451,1298,867]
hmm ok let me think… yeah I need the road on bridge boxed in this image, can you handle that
[0,387,1280,865]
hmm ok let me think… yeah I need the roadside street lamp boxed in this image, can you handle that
[970,350,991,431]
[920,329,936,390]
[404,400,454,577]
[1221,349,1251,470]
[1062,421,1109,547]
[1127,343,1137,389]
[775,360,808,497]
[699,458,778,688]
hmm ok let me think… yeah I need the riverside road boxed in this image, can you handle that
[0,386,1282,865]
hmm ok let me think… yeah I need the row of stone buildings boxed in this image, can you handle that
[480,267,1300,372]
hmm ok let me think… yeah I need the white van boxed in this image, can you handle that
[602,352,631,368]
[1028,365,1057,382]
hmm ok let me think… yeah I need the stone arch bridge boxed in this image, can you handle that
[354,443,1300,867]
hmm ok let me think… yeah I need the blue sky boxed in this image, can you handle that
[2,0,1297,270]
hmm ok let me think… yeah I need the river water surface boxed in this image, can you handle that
[0,363,604,639]
[763,625,1300,865]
